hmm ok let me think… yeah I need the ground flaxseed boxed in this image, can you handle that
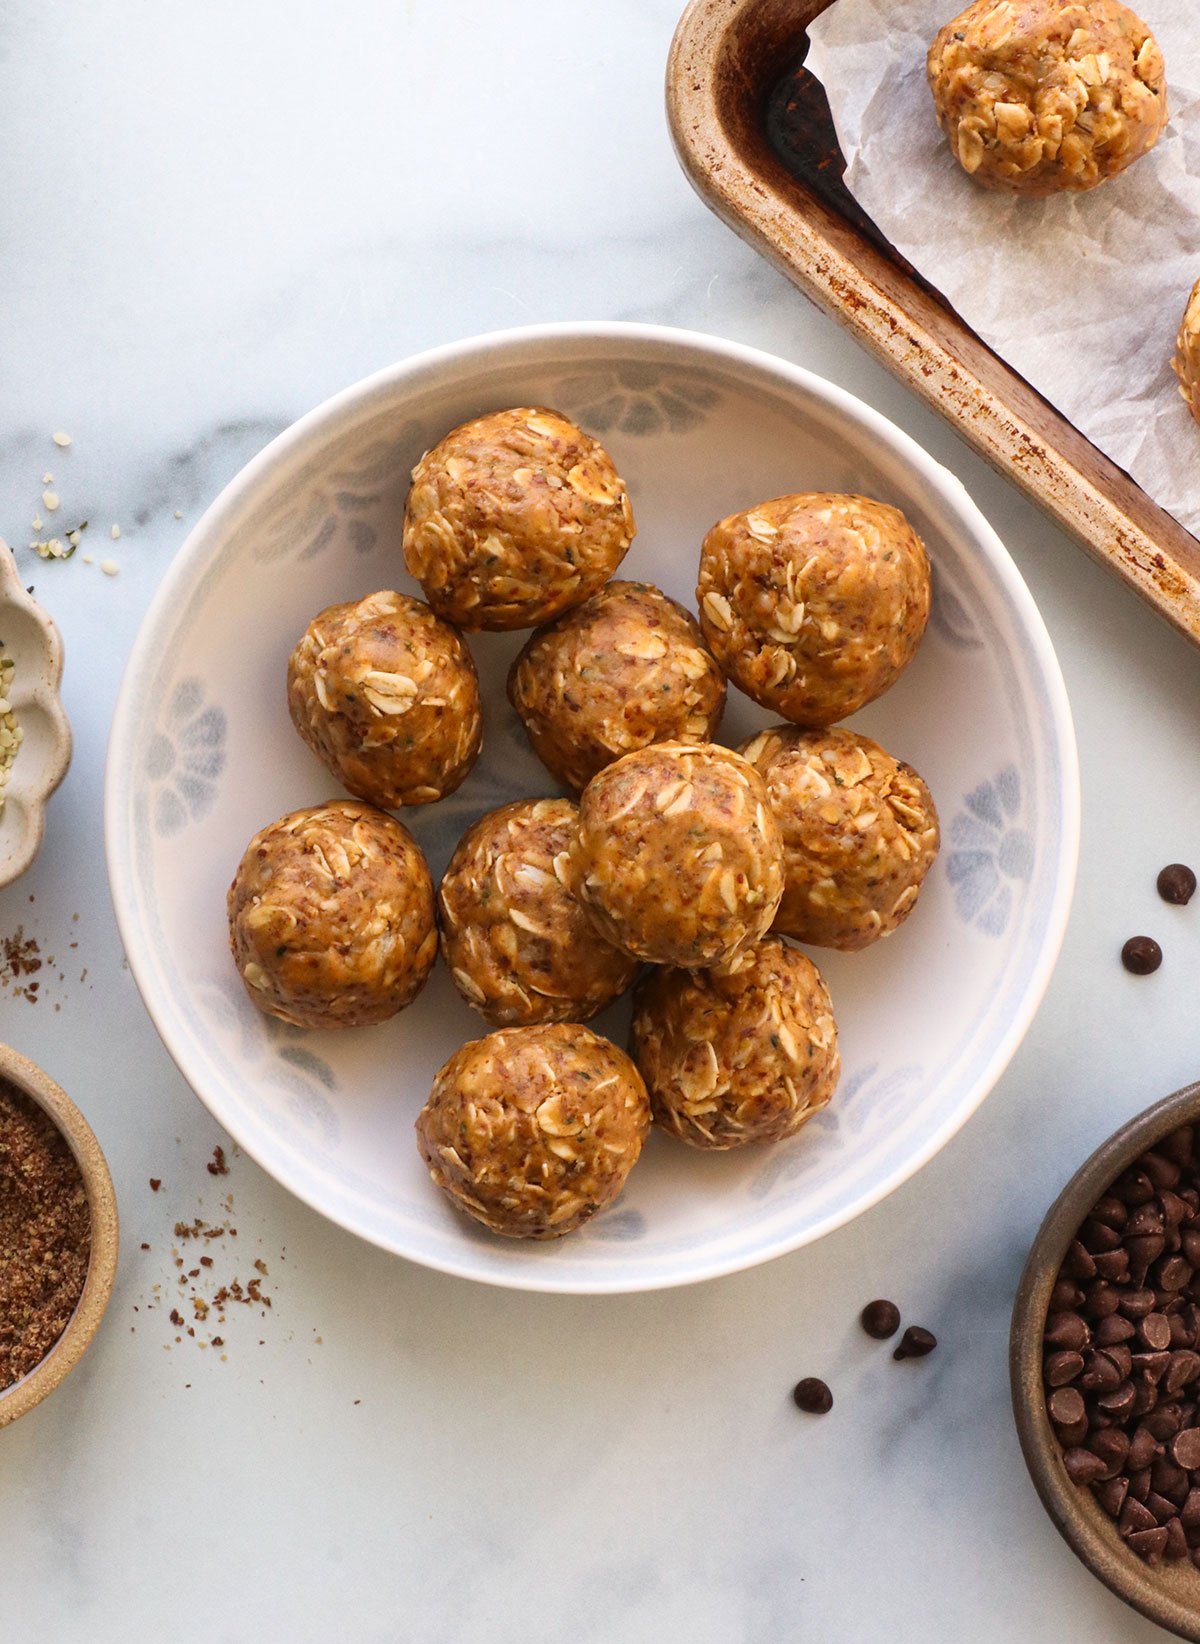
[0,1078,90,1391]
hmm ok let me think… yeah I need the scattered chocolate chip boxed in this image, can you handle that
[149,1178,161,1192]
[1122,936,1162,975]
[1157,864,1196,906]
[859,1299,901,1340]
[893,1326,936,1361]
[792,1377,832,1414]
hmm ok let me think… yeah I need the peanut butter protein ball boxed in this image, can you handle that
[403,407,635,630]
[928,0,1167,196]
[631,939,840,1150]
[287,591,482,808]
[569,742,784,968]
[697,494,930,727]
[416,1023,651,1239]
[508,580,726,792]
[1174,278,1200,426]
[741,726,940,951]
[438,799,638,1027]
[228,801,436,1029]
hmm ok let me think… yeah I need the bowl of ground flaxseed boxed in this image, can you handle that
[0,1044,118,1428]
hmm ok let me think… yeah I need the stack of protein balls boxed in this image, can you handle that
[227,407,940,1240]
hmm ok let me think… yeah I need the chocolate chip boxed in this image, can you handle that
[1162,1190,1192,1229]
[1181,1488,1200,1528]
[1091,1194,1129,1230]
[1121,1496,1159,1535]
[1095,1474,1130,1518]
[1171,1429,1200,1470]
[1133,1350,1172,1384]
[1147,1490,1180,1523]
[1045,1350,1085,1386]
[1171,1312,1199,1350]
[1062,1447,1108,1485]
[1048,1387,1086,1427]
[1128,1425,1160,1470]
[893,1326,936,1361]
[859,1299,901,1340]
[1157,864,1196,905]
[1162,1128,1197,1169]
[1082,1350,1123,1392]
[1129,1204,1166,1237]
[1063,1239,1098,1279]
[1128,1236,1167,1282]
[1080,1218,1122,1253]
[1122,936,1163,975]
[1095,1314,1136,1347]
[1152,1455,1190,1503]
[1140,1313,1173,1351]
[1045,1311,1091,1351]
[1128,1466,1153,1502]
[1167,1517,1190,1561]
[1097,1381,1137,1420]
[791,1377,832,1414]
[1094,1248,1131,1283]
[1142,1152,1183,1192]
[1114,1170,1157,1207]
[1159,1256,1194,1292]
[1182,1231,1200,1267]
[1129,1526,1170,1563]
[1166,1351,1200,1395]
[1088,1427,1130,1475]
[1147,1402,1186,1440]
[1084,1281,1122,1320]
[1121,1288,1158,1320]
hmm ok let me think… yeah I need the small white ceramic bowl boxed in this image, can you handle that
[0,543,71,886]
[105,324,1079,1293]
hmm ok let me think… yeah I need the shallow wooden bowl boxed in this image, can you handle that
[1011,1082,1200,1640]
[0,1044,118,1429]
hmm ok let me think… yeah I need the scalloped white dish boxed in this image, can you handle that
[0,543,71,887]
[105,324,1079,1293]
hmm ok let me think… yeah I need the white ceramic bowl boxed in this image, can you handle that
[106,324,1079,1293]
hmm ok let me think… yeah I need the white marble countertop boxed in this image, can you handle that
[3,2,1200,1638]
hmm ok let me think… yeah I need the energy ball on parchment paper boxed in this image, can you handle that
[927,0,1167,196]
[631,938,840,1150]
[415,1023,651,1239]
[697,494,930,728]
[438,798,638,1027]
[1174,278,1200,426]
[741,726,940,952]
[507,580,726,792]
[228,800,436,1029]
[403,407,635,631]
[568,741,784,969]
[287,591,482,809]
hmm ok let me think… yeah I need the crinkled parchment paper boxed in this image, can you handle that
[806,0,1200,537]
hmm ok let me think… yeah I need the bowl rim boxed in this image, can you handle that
[0,542,73,890]
[0,1043,119,1428]
[104,320,1081,1293]
[1010,1081,1200,1640]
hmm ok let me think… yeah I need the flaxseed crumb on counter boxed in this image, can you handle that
[135,1143,283,1359]
[0,1078,91,1391]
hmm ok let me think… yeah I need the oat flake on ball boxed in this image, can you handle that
[287,590,482,809]
[508,579,726,792]
[741,725,940,952]
[228,800,436,1029]
[438,798,638,1028]
[415,1023,650,1239]
[631,938,840,1150]
[569,741,784,969]
[927,0,1167,196]
[403,407,635,631]
[697,493,930,727]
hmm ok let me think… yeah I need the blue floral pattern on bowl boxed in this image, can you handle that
[947,765,1034,937]
[147,678,227,836]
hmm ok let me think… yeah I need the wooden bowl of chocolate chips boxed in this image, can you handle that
[1012,1082,1200,1640]
[0,1043,118,1429]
